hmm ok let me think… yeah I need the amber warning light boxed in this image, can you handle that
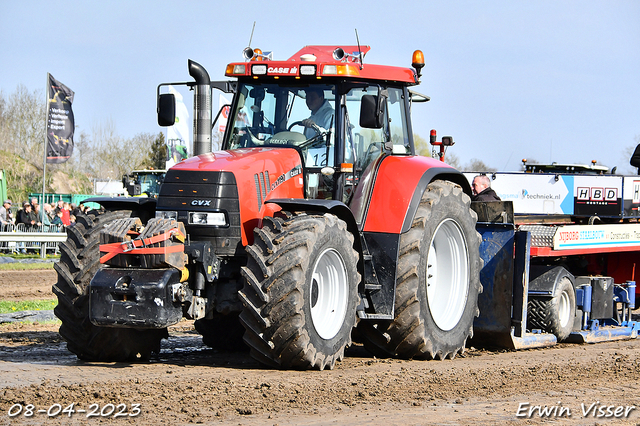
[412,50,425,79]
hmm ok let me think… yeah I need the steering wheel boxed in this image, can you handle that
[288,120,321,136]
[286,121,327,149]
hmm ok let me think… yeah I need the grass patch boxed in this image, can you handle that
[0,262,55,271]
[0,299,57,314]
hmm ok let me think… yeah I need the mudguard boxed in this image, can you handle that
[529,265,575,297]
[361,155,471,234]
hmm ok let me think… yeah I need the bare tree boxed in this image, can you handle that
[140,132,167,170]
[622,135,640,174]
[79,120,156,179]
[463,158,497,173]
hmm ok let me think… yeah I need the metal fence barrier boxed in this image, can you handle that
[0,223,67,258]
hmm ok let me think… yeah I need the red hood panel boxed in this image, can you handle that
[171,148,304,245]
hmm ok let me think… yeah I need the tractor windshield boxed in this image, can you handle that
[225,83,336,166]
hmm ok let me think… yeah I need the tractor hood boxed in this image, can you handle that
[170,147,302,177]
[161,148,305,247]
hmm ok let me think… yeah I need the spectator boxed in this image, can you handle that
[69,214,76,227]
[60,202,71,226]
[47,203,57,221]
[471,175,502,202]
[51,210,64,226]
[0,199,13,228]
[17,202,41,229]
[30,197,39,211]
[41,203,53,230]
[54,200,64,215]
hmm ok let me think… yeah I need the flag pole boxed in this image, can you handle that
[41,73,50,228]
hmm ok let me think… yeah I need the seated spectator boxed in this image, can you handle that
[471,175,502,202]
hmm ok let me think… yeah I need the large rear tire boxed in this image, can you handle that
[527,275,575,341]
[239,212,360,370]
[359,180,482,359]
[52,210,167,362]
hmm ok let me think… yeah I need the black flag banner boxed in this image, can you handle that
[46,74,75,163]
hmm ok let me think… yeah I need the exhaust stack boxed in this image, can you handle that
[188,60,211,156]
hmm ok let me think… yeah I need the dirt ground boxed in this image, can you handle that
[1,269,640,425]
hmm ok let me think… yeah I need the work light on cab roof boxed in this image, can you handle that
[226,45,425,84]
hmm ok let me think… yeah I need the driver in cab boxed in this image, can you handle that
[301,89,334,138]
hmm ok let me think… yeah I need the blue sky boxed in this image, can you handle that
[1,1,639,172]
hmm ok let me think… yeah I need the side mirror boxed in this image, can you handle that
[359,94,385,129]
[157,93,176,127]
[441,136,455,146]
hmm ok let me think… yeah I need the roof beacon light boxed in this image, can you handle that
[412,50,425,80]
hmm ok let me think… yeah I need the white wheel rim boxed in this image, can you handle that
[309,248,349,340]
[426,219,470,331]
[558,288,571,328]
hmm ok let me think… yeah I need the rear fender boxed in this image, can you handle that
[361,155,471,234]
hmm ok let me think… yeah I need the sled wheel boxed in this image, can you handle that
[528,275,576,341]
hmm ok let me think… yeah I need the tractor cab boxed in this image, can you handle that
[159,45,427,203]
[223,81,414,201]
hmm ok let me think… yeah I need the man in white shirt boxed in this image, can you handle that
[301,89,333,139]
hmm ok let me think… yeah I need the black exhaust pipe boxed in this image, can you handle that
[188,60,211,156]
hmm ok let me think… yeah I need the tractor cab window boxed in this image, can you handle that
[344,86,410,174]
[226,83,336,170]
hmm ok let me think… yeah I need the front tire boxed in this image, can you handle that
[239,212,360,370]
[52,210,167,361]
[359,180,482,360]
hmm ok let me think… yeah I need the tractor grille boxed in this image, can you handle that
[157,170,242,256]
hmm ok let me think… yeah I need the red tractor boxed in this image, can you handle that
[53,45,482,370]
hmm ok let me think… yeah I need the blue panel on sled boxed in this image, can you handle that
[472,223,515,345]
